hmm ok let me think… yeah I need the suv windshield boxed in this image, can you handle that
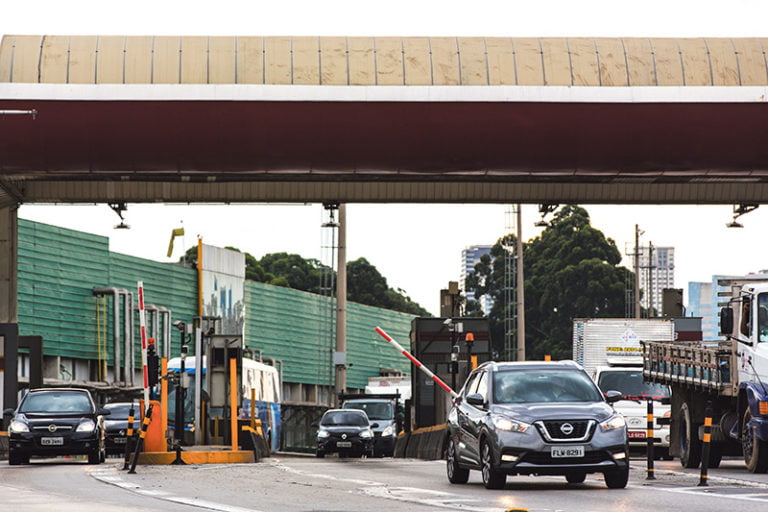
[342,401,392,420]
[19,391,93,414]
[597,370,670,399]
[104,403,139,419]
[321,411,369,426]
[493,369,603,404]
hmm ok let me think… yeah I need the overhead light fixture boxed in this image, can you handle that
[109,202,130,230]
[727,203,758,228]
[726,220,743,228]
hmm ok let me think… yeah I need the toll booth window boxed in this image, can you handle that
[758,294,768,343]
[741,298,752,337]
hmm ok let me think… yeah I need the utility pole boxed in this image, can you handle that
[516,205,525,361]
[334,203,347,399]
[634,225,641,319]
[648,241,655,317]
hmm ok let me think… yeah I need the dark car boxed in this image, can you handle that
[103,401,141,455]
[315,409,376,458]
[4,388,109,465]
[446,361,629,489]
[341,396,401,457]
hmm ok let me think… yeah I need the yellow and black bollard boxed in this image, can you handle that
[699,402,713,486]
[128,403,154,474]
[646,398,655,480]
[121,404,136,470]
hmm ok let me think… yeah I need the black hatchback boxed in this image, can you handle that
[315,409,376,458]
[446,361,629,489]
[4,388,109,465]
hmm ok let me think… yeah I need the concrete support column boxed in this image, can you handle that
[334,204,347,399]
[0,205,18,323]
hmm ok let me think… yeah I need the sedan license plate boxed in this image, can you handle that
[551,446,584,458]
[337,441,352,448]
[41,437,64,446]
[628,430,647,439]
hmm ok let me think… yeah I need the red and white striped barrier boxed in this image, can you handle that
[375,326,458,398]
[137,281,150,411]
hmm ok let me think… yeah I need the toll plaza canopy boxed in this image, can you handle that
[2,35,768,208]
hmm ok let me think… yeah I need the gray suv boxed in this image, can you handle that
[446,361,629,489]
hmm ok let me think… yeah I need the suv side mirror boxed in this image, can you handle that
[660,396,671,405]
[720,307,734,336]
[310,421,318,428]
[96,408,111,416]
[466,393,485,407]
[370,423,379,429]
[605,390,622,404]
[3,408,15,416]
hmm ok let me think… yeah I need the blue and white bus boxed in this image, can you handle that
[167,356,282,452]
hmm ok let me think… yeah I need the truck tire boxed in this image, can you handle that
[742,409,768,473]
[679,402,702,469]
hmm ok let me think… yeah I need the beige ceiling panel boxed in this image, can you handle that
[650,38,684,86]
[514,38,544,85]
[731,38,768,85]
[705,38,740,86]
[540,38,571,85]
[320,37,347,85]
[568,38,600,86]
[40,35,69,83]
[124,36,152,84]
[403,37,431,85]
[678,38,712,86]
[153,36,181,84]
[236,37,264,84]
[430,37,460,85]
[458,37,487,85]
[180,36,208,84]
[0,36,15,82]
[595,38,628,86]
[208,37,235,84]
[67,36,97,84]
[623,38,655,86]
[96,36,125,84]
[11,35,44,83]
[375,37,404,85]
[264,37,292,85]
[485,38,515,85]
[292,37,319,85]
[348,37,375,85]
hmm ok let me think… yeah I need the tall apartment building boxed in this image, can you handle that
[460,245,494,316]
[639,246,675,313]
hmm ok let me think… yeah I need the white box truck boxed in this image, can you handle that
[573,318,676,458]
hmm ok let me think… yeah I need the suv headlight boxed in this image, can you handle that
[317,429,330,439]
[360,429,373,439]
[381,425,394,437]
[76,419,96,432]
[599,414,626,432]
[492,416,530,433]
[9,419,29,433]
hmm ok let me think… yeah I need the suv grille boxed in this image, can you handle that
[535,419,595,442]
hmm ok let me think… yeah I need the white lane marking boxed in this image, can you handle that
[656,486,768,503]
[87,466,264,512]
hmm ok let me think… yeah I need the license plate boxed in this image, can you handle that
[41,437,64,446]
[628,431,647,439]
[337,441,352,448]
[114,437,127,444]
[551,446,584,458]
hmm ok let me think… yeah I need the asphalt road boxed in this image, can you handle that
[2,455,768,512]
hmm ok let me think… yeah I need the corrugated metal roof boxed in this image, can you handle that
[2,35,766,86]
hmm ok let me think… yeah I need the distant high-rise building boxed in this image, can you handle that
[639,246,675,313]
[460,245,494,316]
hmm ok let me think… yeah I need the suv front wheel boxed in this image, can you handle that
[603,467,629,489]
[480,441,506,489]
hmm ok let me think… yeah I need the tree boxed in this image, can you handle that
[466,205,634,360]
[180,248,430,316]
[347,258,430,316]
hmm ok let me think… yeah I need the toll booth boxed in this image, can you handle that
[205,334,243,445]
[410,317,491,429]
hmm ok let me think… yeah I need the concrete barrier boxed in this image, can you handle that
[394,432,409,458]
[403,424,447,460]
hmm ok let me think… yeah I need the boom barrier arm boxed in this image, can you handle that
[375,326,458,399]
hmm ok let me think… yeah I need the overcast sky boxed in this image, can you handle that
[5,1,768,315]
